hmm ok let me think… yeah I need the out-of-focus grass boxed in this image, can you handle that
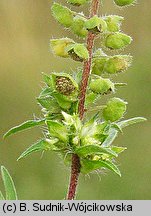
[0,0,151,199]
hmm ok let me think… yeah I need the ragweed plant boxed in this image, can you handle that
[4,0,146,200]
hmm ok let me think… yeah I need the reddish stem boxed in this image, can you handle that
[67,0,100,200]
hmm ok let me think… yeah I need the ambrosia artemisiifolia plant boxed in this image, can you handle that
[4,0,146,200]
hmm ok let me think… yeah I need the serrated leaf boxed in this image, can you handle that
[1,166,18,200]
[0,191,5,200]
[4,119,45,139]
[46,120,68,143]
[81,159,121,176]
[118,117,147,128]
[17,139,58,161]
[75,145,117,157]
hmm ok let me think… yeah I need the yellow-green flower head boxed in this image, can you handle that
[114,0,136,6]
[50,38,74,58]
[90,77,115,95]
[104,15,124,32]
[67,0,89,6]
[51,3,74,28]
[104,32,132,50]
[104,55,132,74]
[103,97,127,122]
[71,15,88,38]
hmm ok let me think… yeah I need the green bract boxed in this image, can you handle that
[50,38,74,58]
[71,15,88,38]
[85,15,107,33]
[104,32,132,50]
[114,0,136,7]
[51,3,74,27]
[67,0,89,6]
[66,43,89,62]
[104,15,124,32]
[104,55,132,74]
[103,97,127,122]
[89,77,115,94]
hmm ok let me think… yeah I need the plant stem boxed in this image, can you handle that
[67,0,100,200]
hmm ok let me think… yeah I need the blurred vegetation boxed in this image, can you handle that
[0,0,150,199]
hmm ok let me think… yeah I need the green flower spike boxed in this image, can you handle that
[51,3,74,28]
[103,97,127,122]
[66,43,89,62]
[104,55,132,74]
[67,0,89,6]
[85,15,107,34]
[89,77,115,95]
[104,32,132,50]
[50,38,74,58]
[114,0,136,7]
[104,15,124,32]
[71,15,88,38]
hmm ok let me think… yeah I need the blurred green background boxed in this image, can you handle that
[0,0,151,200]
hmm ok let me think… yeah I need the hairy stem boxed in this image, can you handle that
[67,0,100,200]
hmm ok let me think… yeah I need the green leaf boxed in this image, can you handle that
[17,139,58,161]
[37,97,61,113]
[0,191,5,200]
[102,128,117,147]
[102,117,146,147]
[4,119,45,139]
[111,146,127,154]
[75,145,117,157]
[1,166,18,200]
[46,120,68,143]
[81,159,121,176]
[118,117,147,128]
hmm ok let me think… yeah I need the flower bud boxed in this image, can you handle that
[66,43,89,62]
[49,73,79,110]
[114,0,136,6]
[103,97,127,122]
[71,15,88,38]
[51,3,74,27]
[90,77,115,95]
[92,49,108,75]
[104,32,132,50]
[50,38,74,58]
[104,15,124,32]
[51,73,79,101]
[104,55,132,74]
[85,15,107,33]
[67,0,89,6]
[92,57,108,75]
